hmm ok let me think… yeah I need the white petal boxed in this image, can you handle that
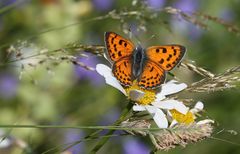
[152,100,174,109]
[153,109,168,128]
[152,99,189,114]
[96,64,126,95]
[129,90,145,101]
[190,101,204,114]
[132,104,146,111]
[145,106,168,128]
[154,92,166,102]
[194,101,204,110]
[145,105,157,114]
[197,119,214,125]
[167,110,172,117]
[160,80,187,96]
[169,119,178,128]
[166,110,173,123]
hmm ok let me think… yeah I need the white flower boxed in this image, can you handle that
[168,101,204,127]
[132,81,188,128]
[96,64,189,128]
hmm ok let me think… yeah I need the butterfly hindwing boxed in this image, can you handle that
[138,60,166,89]
[112,57,133,87]
[146,45,186,71]
[105,32,134,62]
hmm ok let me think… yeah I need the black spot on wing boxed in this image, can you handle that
[162,48,167,53]
[173,49,177,56]
[119,40,123,45]
[159,59,164,64]
[118,51,122,57]
[150,67,154,72]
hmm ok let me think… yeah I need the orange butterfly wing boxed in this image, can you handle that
[105,32,134,62]
[112,57,133,87]
[146,45,186,71]
[138,60,166,89]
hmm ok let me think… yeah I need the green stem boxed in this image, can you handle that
[0,125,120,129]
[89,102,133,153]
[52,102,133,153]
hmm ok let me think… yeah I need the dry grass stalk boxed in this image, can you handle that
[164,7,239,35]
[121,119,151,136]
[121,119,214,151]
[149,123,213,151]
[181,62,215,78]
[186,66,240,92]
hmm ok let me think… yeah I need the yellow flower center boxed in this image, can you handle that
[170,109,195,124]
[125,81,156,105]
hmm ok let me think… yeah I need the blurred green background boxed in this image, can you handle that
[0,0,239,154]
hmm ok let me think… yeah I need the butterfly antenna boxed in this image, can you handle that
[145,34,157,44]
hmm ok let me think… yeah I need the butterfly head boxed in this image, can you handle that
[135,45,144,53]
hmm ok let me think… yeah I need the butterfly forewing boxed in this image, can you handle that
[138,60,166,89]
[112,57,133,87]
[146,45,186,71]
[105,32,134,62]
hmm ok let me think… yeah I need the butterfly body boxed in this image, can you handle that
[104,32,186,89]
[132,45,146,79]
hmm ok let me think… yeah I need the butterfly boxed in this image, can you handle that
[104,31,186,89]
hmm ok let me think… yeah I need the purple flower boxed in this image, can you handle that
[63,130,85,154]
[123,137,149,154]
[174,0,199,12]
[147,0,166,9]
[92,0,114,11]
[0,73,18,100]
[74,53,103,86]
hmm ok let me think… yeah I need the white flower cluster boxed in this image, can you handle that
[96,64,213,128]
